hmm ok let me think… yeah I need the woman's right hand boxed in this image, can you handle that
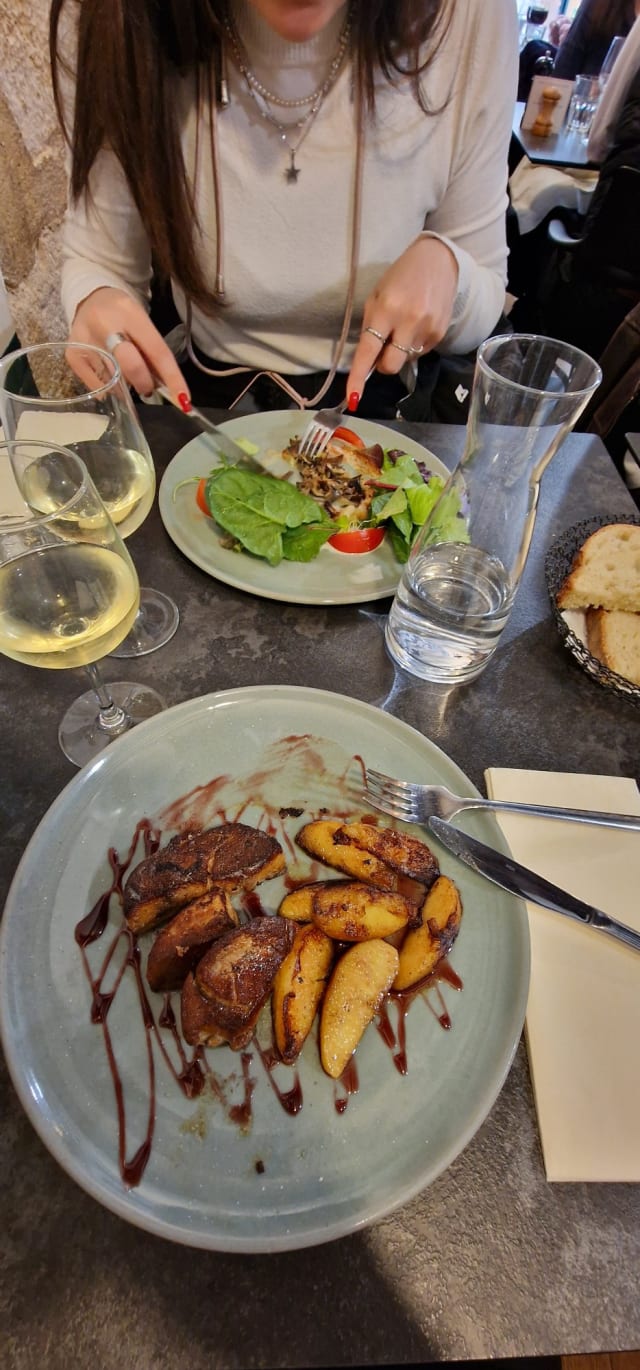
[69,286,189,402]
[548,16,571,46]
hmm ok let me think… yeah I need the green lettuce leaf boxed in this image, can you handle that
[204,466,332,566]
[282,523,336,561]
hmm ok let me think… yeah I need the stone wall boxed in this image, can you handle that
[0,0,68,358]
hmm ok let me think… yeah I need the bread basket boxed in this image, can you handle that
[545,512,640,706]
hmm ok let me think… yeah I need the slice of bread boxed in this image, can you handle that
[586,608,640,686]
[556,523,640,612]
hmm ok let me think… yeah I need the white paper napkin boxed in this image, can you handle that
[484,768,640,1182]
[15,410,108,446]
[1,412,110,516]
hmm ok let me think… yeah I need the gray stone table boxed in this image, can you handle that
[1,409,639,1369]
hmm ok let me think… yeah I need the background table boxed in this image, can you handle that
[1,410,639,1369]
[513,100,599,169]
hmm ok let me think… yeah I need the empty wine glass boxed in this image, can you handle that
[0,341,179,657]
[598,35,625,92]
[0,440,166,766]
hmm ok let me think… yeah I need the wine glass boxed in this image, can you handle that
[523,4,548,46]
[0,440,166,766]
[0,341,179,657]
[598,35,625,93]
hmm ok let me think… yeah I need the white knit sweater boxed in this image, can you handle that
[61,0,518,373]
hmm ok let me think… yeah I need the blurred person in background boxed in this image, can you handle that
[588,14,640,159]
[553,0,638,78]
[538,21,640,363]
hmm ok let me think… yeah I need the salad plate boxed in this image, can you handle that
[0,685,529,1253]
[158,411,449,605]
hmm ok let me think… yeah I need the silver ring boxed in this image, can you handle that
[389,340,424,357]
[364,326,388,344]
[105,331,128,353]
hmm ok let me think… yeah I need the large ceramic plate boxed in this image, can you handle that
[158,411,448,604]
[0,687,529,1252]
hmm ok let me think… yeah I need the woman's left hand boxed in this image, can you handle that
[346,237,459,404]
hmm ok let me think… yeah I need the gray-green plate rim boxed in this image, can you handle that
[0,685,530,1252]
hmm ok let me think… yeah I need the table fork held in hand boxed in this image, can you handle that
[298,398,352,459]
[298,370,374,459]
[363,767,640,831]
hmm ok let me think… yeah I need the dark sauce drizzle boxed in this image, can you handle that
[74,773,464,1182]
[334,1057,359,1114]
[75,816,234,1186]
[74,820,163,1187]
[254,1040,303,1116]
[229,1053,257,1130]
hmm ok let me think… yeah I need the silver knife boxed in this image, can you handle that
[156,386,270,472]
[428,816,640,955]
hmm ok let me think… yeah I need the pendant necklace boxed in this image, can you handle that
[255,99,324,183]
[223,7,351,183]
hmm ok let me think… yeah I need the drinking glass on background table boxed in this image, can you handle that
[566,75,600,136]
[385,334,602,686]
[0,441,166,766]
[598,36,625,92]
[0,341,179,657]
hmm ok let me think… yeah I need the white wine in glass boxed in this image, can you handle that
[0,440,166,766]
[0,340,179,657]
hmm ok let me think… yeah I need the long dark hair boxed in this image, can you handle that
[50,0,450,312]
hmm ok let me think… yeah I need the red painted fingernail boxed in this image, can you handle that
[177,392,192,414]
[347,391,360,413]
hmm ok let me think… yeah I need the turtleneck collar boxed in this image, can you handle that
[230,0,350,69]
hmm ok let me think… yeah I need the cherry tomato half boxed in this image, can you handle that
[333,426,365,447]
[196,478,211,516]
[328,526,385,554]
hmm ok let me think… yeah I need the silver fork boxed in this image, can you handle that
[363,767,640,831]
[298,398,352,459]
[298,370,374,459]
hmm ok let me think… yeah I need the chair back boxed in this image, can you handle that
[578,165,640,291]
[581,300,640,441]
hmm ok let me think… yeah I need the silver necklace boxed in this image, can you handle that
[223,9,351,182]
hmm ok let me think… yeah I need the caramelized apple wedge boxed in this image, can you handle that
[278,880,345,923]
[195,915,294,1033]
[393,875,463,991]
[272,925,334,1064]
[276,882,330,926]
[320,940,399,1079]
[311,881,415,941]
[334,820,440,885]
[296,819,397,889]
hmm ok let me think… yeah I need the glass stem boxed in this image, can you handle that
[84,662,130,737]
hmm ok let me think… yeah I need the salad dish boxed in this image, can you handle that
[0,686,529,1252]
[158,411,451,605]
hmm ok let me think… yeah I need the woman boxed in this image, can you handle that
[588,15,640,162]
[536,33,640,368]
[50,0,517,418]
[552,0,637,80]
